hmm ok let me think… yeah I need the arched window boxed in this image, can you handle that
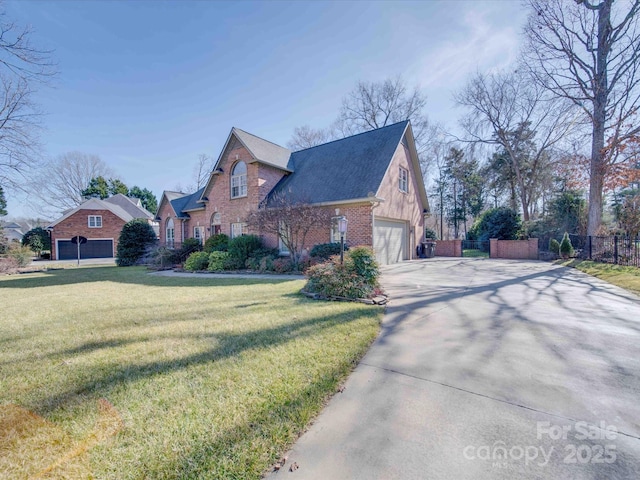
[210,212,221,235]
[166,218,175,247]
[231,161,247,198]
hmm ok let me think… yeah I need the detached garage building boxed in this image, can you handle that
[48,195,156,261]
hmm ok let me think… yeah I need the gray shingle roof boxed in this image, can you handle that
[233,128,291,170]
[104,194,154,220]
[268,120,409,205]
[170,187,205,218]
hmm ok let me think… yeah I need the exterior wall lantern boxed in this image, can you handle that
[338,216,348,264]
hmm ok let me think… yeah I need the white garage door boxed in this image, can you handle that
[374,219,407,265]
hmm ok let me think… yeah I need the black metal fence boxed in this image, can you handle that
[569,234,640,267]
[461,240,490,252]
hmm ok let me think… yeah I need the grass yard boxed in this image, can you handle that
[560,259,640,296]
[462,249,489,258]
[0,267,382,479]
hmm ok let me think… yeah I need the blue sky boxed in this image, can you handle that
[5,0,528,218]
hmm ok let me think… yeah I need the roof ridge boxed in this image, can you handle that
[291,120,409,153]
[233,127,289,151]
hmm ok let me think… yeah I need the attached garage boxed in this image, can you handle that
[57,239,114,260]
[374,219,407,265]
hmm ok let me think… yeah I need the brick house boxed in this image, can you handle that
[157,120,429,265]
[48,194,156,260]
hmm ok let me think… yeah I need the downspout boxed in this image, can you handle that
[370,200,382,251]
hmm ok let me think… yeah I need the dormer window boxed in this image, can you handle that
[231,161,247,198]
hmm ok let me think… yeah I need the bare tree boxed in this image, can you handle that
[288,77,435,173]
[524,0,640,235]
[455,70,577,221]
[0,8,55,193]
[29,152,115,216]
[286,125,333,151]
[192,154,214,191]
[246,193,331,269]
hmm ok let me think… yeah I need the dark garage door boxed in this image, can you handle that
[58,239,114,260]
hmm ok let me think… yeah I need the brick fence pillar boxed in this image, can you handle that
[490,238,498,258]
[528,238,539,260]
[454,239,462,257]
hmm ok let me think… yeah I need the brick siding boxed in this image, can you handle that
[490,238,539,260]
[51,209,125,259]
[435,239,462,257]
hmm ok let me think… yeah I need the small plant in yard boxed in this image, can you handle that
[7,244,32,267]
[309,242,348,260]
[549,238,561,255]
[203,233,229,253]
[184,251,210,271]
[0,256,20,273]
[424,227,437,240]
[560,232,574,258]
[207,251,229,271]
[272,257,294,273]
[305,246,380,299]
[226,234,263,269]
[116,219,157,266]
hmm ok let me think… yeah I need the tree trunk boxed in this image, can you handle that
[587,0,612,236]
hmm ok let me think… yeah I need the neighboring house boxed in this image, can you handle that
[48,194,157,260]
[1,222,25,243]
[157,120,430,265]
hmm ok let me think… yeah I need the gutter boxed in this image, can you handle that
[312,196,385,208]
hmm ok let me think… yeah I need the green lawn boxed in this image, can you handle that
[0,267,382,479]
[559,259,640,296]
[462,249,489,258]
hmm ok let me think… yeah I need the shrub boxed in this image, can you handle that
[468,207,522,242]
[208,251,229,271]
[309,242,348,260]
[170,238,202,264]
[22,227,51,255]
[227,235,263,269]
[245,248,278,272]
[116,219,158,266]
[549,238,561,255]
[305,247,380,299]
[272,257,294,273]
[204,234,229,253]
[7,244,33,267]
[345,246,379,287]
[560,232,574,258]
[184,251,210,271]
[0,256,19,274]
[424,227,437,240]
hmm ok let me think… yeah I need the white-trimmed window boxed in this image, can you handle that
[210,212,221,235]
[231,161,247,198]
[194,226,204,244]
[399,167,409,193]
[88,215,102,228]
[231,222,247,239]
[166,218,175,247]
[331,217,345,243]
[278,221,290,255]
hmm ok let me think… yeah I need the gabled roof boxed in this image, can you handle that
[103,194,154,220]
[3,222,23,230]
[48,197,146,228]
[168,187,206,219]
[232,128,291,170]
[267,120,417,206]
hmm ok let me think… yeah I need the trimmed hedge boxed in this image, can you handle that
[184,251,210,271]
[208,251,229,271]
[305,246,379,299]
[204,234,229,253]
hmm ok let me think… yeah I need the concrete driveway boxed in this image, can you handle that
[266,258,640,479]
